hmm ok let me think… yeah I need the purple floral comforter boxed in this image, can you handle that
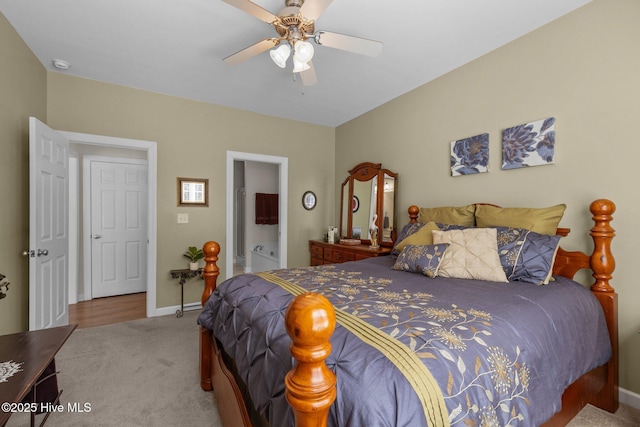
[198,256,611,426]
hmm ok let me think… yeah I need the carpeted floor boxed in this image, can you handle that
[6,311,222,426]
[5,311,639,426]
[567,403,640,426]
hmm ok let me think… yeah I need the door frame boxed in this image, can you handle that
[226,151,288,280]
[82,155,148,300]
[61,131,158,317]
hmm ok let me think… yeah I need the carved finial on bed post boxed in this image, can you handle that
[408,205,419,223]
[589,199,616,293]
[285,293,337,427]
[201,241,220,306]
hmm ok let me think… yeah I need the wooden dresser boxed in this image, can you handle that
[309,240,392,266]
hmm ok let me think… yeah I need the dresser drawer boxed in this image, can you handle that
[333,250,355,263]
[310,245,323,259]
[309,240,390,267]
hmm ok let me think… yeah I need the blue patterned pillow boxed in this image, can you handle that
[392,244,450,278]
[436,223,468,231]
[495,227,561,284]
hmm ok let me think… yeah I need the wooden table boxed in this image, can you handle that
[0,324,77,427]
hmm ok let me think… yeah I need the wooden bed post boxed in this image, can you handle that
[285,293,337,427]
[408,205,419,223]
[588,199,619,413]
[201,241,220,306]
[200,241,220,392]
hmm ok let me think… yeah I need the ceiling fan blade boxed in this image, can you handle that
[301,61,318,86]
[224,38,279,65]
[315,31,383,57]
[299,0,333,21]
[222,0,279,24]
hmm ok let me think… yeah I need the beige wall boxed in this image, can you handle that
[0,12,47,333]
[336,0,640,394]
[46,73,335,309]
[1,5,334,331]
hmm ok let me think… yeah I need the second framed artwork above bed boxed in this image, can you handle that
[197,199,617,427]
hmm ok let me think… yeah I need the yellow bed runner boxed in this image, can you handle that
[257,272,450,427]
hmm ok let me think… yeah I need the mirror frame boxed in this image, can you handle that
[302,191,317,210]
[339,162,397,247]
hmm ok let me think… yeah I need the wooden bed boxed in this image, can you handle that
[198,199,618,427]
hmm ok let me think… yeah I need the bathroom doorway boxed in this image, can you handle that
[226,151,288,280]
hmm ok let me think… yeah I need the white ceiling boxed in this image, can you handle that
[1,0,591,127]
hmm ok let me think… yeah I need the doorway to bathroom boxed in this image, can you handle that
[226,151,288,280]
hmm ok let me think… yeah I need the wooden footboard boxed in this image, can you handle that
[199,199,618,427]
[199,240,337,427]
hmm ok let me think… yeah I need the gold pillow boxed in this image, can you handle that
[418,205,475,227]
[394,222,441,252]
[432,228,509,283]
[475,204,566,235]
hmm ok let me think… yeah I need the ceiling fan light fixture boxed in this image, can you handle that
[269,44,291,68]
[293,40,314,64]
[292,56,311,73]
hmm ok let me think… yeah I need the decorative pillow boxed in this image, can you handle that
[393,222,441,253]
[419,205,476,227]
[392,244,450,278]
[391,222,425,256]
[495,226,562,285]
[432,228,508,282]
[437,223,469,232]
[495,227,527,276]
[475,204,566,235]
[392,221,468,256]
[513,232,562,285]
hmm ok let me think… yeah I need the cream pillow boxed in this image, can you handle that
[432,228,508,282]
[393,222,441,253]
[418,205,475,227]
[475,204,566,235]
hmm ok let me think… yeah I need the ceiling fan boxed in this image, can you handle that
[221,0,383,86]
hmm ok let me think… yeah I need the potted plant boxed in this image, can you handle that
[183,246,204,271]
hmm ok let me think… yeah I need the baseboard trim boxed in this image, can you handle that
[153,302,203,317]
[620,387,640,410]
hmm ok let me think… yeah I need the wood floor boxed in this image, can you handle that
[68,292,146,329]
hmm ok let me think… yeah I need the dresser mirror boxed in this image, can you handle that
[340,162,397,246]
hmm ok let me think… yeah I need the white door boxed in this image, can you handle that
[28,117,69,330]
[89,158,148,298]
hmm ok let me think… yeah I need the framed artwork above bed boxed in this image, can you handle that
[450,132,489,176]
[502,117,556,170]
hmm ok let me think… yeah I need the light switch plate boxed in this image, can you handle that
[177,213,189,224]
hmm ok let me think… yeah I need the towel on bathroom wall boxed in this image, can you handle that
[255,193,278,225]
